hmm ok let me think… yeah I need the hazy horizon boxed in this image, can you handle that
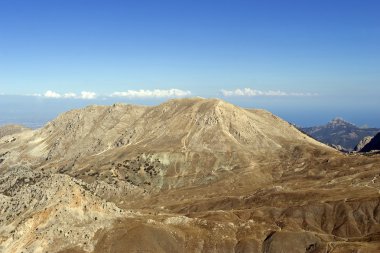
[1,95,379,129]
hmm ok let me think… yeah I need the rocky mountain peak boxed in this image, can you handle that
[328,117,354,127]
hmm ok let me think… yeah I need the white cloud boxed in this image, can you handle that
[110,89,192,98]
[35,90,97,99]
[79,91,97,99]
[63,92,77,98]
[44,90,62,98]
[221,88,318,97]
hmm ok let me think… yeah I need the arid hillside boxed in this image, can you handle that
[1,98,380,253]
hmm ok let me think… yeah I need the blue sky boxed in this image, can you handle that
[0,0,379,127]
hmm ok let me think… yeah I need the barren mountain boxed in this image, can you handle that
[301,118,380,151]
[1,98,380,253]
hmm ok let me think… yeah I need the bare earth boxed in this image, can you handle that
[1,98,380,253]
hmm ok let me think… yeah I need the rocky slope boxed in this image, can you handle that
[354,136,374,152]
[0,166,126,253]
[360,132,380,153]
[1,98,380,253]
[301,118,380,151]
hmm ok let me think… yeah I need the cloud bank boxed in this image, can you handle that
[44,90,62,98]
[221,88,318,97]
[30,89,191,100]
[36,90,97,99]
[110,89,191,98]
[79,91,97,99]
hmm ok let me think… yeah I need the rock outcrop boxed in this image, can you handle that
[355,135,374,152]
[360,132,380,153]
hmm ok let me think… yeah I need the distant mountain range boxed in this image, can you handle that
[301,118,380,151]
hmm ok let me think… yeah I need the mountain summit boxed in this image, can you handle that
[1,98,380,253]
[329,117,354,127]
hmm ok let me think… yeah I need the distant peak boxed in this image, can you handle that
[329,117,353,126]
[331,117,345,123]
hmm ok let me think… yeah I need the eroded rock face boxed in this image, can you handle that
[262,231,325,253]
[361,132,380,153]
[0,98,380,252]
[0,167,126,253]
[355,136,374,152]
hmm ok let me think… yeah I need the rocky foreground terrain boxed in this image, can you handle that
[1,98,380,252]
